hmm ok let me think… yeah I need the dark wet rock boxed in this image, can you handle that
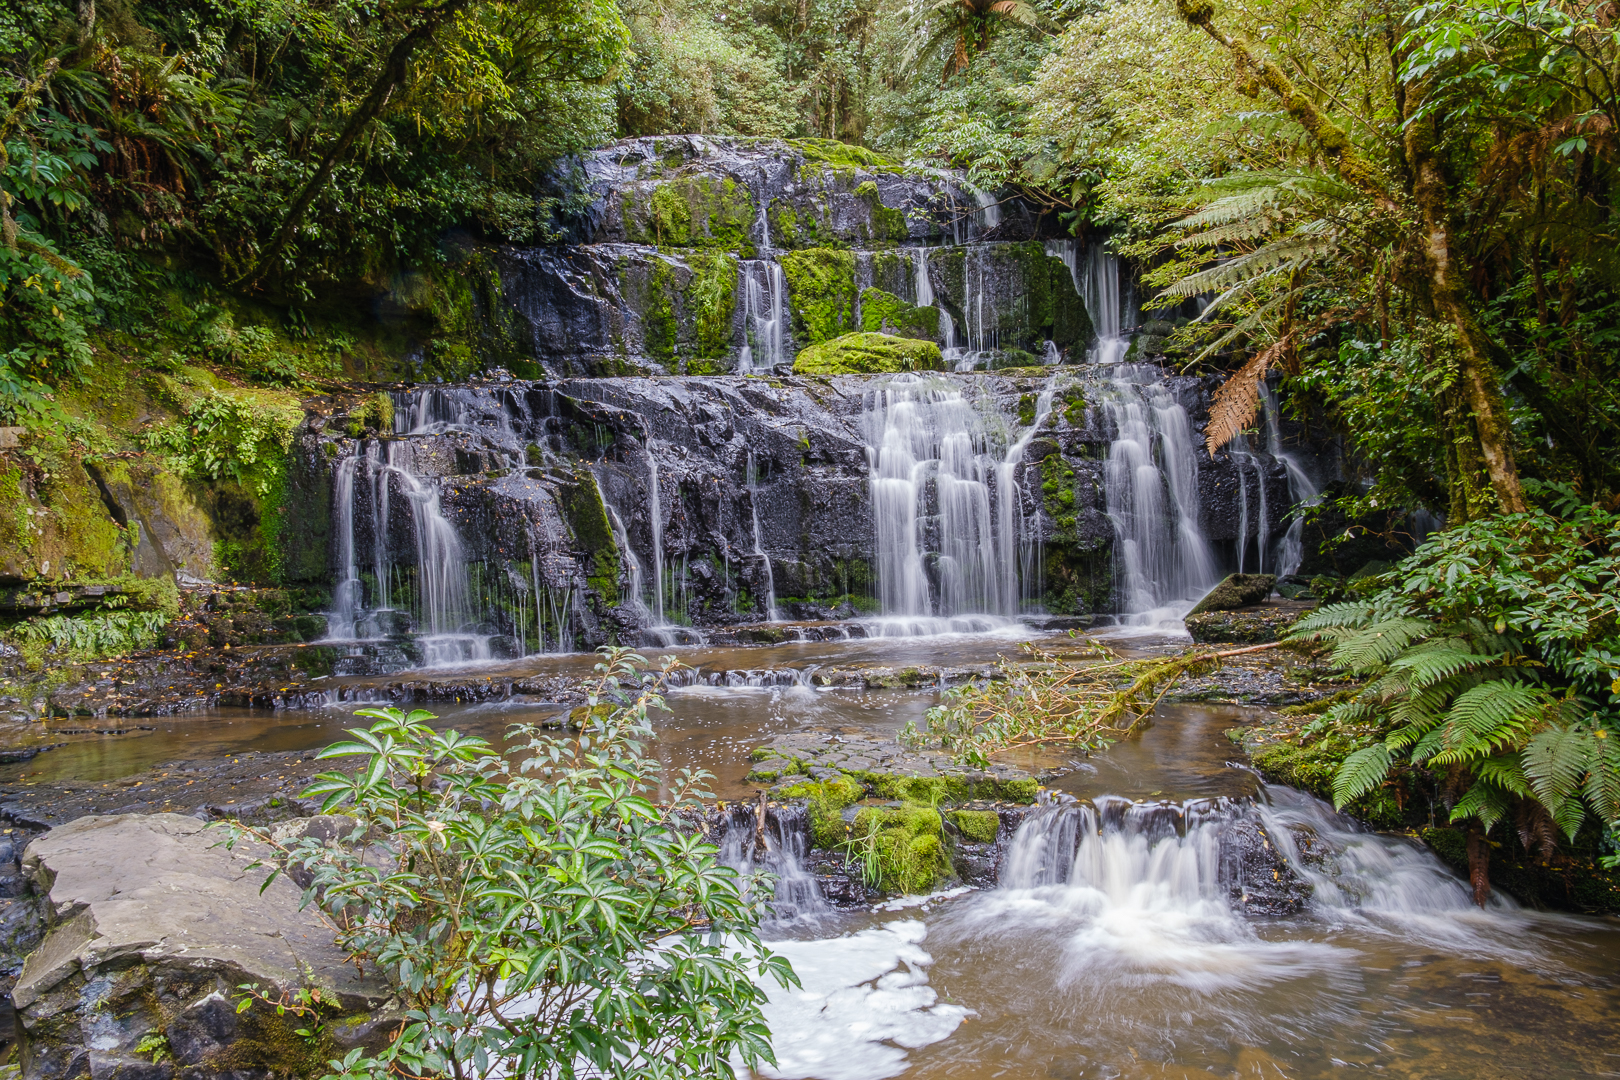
[1219,814,1312,916]
[1189,574,1276,615]
[1186,602,1309,645]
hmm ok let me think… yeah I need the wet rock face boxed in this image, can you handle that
[485,136,1088,376]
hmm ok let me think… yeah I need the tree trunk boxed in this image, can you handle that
[239,0,470,286]
[1465,825,1491,907]
[1404,111,1527,514]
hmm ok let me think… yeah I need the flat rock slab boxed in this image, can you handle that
[16,813,387,1013]
[747,730,1038,802]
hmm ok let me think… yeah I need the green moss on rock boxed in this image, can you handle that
[949,809,1000,844]
[852,803,953,895]
[779,776,867,848]
[628,177,755,254]
[688,251,739,360]
[560,470,620,605]
[859,288,938,339]
[793,332,943,375]
[781,248,857,345]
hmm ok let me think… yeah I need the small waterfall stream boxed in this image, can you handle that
[1099,366,1219,625]
[718,802,828,922]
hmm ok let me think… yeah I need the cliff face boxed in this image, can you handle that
[475,135,1092,376]
[0,136,1340,666]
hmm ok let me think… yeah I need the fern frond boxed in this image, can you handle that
[1204,342,1285,457]
[1333,743,1393,808]
[1580,727,1620,823]
[1386,645,1508,692]
[1330,617,1437,673]
[1450,779,1511,832]
[1522,724,1592,838]
[1425,680,1548,765]
[1475,754,1531,798]
[1289,602,1377,637]
[1157,231,1331,300]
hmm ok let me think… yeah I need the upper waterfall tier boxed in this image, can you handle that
[468,136,1092,377]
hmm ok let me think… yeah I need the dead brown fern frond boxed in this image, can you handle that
[1204,340,1286,457]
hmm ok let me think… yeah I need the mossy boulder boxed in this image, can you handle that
[948,808,1000,844]
[1188,573,1276,615]
[851,803,954,895]
[793,332,944,375]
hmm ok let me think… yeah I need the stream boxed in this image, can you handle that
[7,628,1619,1079]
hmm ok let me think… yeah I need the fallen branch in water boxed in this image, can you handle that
[900,639,1287,767]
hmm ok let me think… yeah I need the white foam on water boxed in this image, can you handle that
[747,920,969,1080]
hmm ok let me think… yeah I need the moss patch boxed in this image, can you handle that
[779,776,867,848]
[851,803,953,895]
[949,809,1000,844]
[793,332,943,375]
[859,288,938,339]
[628,177,756,254]
[781,248,857,345]
[560,469,620,605]
[688,251,739,360]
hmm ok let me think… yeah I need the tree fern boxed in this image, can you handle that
[1522,724,1594,839]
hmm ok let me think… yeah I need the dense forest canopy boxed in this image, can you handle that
[4,0,1620,892]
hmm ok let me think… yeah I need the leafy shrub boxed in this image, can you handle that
[142,391,302,496]
[225,649,795,1080]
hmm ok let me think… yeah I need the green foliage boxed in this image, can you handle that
[793,331,943,374]
[1288,506,1620,843]
[8,608,169,659]
[223,649,796,1080]
[142,391,301,497]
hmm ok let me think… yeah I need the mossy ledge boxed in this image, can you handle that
[793,332,944,375]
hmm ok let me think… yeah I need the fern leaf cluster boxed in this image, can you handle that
[1289,603,1619,841]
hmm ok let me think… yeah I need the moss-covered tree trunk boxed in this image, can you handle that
[1174,0,1526,516]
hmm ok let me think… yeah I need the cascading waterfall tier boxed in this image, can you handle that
[1096,365,1219,626]
[1000,787,1509,919]
[860,374,1052,633]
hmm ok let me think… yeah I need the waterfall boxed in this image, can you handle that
[1262,383,1322,579]
[1099,365,1218,625]
[911,247,958,354]
[1047,238,1133,365]
[738,260,788,373]
[644,444,667,625]
[1000,787,1508,918]
[328,451,363,640]
[717,803,828,921]
[861,374,1045,632]
[746,451,779,621]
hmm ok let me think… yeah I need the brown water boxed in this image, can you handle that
[9,628,1617,1079]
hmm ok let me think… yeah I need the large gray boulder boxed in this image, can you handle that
[15,814,394,1080]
